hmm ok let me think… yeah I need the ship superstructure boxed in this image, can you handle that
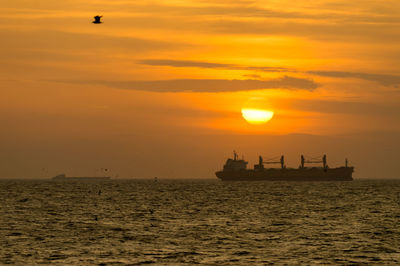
[216,152,353,181]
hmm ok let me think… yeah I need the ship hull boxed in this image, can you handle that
[216,167,353,181]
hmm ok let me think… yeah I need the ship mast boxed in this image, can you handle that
[262,155,285,169]
[233,150,238,161]
[300,154,328,169]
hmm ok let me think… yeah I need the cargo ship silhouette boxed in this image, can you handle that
[52,174,111,181]
[216,151,353,181]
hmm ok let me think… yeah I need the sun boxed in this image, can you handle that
[241,108,274,125]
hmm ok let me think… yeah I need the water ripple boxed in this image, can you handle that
[0,179,399,264]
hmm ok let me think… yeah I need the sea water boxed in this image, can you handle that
[0,179,399,264]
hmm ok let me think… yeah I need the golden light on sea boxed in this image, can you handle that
[241,108,274,125]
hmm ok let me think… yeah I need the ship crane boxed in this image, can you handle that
[258,155,285,169]
[300,154,327,169]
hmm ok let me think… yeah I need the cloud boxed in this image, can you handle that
[6,2,400,25]
[309,71,400,87]
[139,59,234,69]
[291,99,400,116]
[243,74,262,79]
[138,59,291,72]
[4,2,400,44]
[0,29,184,53]
[139,59,400,88]
[75,76,318,92]
[207,19,400,43]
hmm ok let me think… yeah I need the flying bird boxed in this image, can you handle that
[92,15,103,24]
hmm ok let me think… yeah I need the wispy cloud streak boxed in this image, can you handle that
[139,59,400,87]
[138,59,291,72]
[69,76,318,92]
[309,71,400,87]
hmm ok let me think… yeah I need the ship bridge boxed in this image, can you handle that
[223,151,248,171]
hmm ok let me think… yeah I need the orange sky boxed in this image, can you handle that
[1,0,400,179]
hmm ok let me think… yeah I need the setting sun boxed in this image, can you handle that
[241,108,274,125]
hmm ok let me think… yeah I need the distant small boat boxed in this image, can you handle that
[52,174,111,181]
